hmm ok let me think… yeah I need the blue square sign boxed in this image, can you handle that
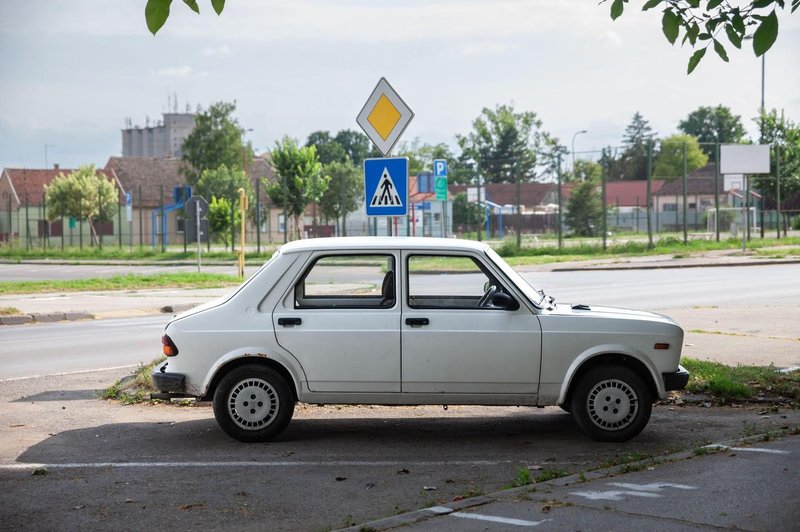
[364,157,408,216]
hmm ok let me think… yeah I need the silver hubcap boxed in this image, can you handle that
[228,378,279,430]
[586,379,638,431]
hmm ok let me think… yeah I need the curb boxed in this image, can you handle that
[0,304,198,326]
[0,312,94,326]
[552,258,800,272]
[338,431,800,532]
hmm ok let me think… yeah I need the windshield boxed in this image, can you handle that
[485,248,550,308]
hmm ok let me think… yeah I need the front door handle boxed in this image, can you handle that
[405,317,429,326]
[278,317,302,326]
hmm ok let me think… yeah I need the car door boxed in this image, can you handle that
[401,251,541,394]
[273,252,401,393]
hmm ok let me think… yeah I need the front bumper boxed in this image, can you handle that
[662,364,690,391]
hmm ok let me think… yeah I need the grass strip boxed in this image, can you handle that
[0,272,240,295]
[102,357,167,405]
[682,357,800,402]
[0,306,21,315]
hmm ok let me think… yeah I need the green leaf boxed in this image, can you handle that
[725,24,742,48]
[687,47,707,74]
[687,0,700,7]
[753,10,779,56]
[182,0,199,14]
[642,0,662,10]
[731,12,745,34]
[752,0,774,8]
[610,0,625,20]
[713,39,729,62]
[698,32,712,40]
[211,0,226,15]
[707,0,723,9]
[145,0,172,35]
[662,10,681,44]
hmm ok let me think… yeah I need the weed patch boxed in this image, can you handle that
[103,357,166,404]
[682,358,800,403]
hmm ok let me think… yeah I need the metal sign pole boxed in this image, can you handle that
[196,202,202,272]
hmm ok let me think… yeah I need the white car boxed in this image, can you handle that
[153,237,688,443]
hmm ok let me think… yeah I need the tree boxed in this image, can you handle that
[208,195,237,250]
[457,103,550,184]
[182,101,250,186]
[306,131,347,165]
[752,109,800,212]
[395,138,472,183]
[146,0,225,35]
[196,164,252,204]
[452,192,483,231]
[569,159,603,182]
[319,160,363,236]
[267,137,327,240]
[610,112,656,180]
[653,134,709,177]
[44,165,118,245]
[606,1,797,73]
[565,177,605,237]
[678,105,747,156]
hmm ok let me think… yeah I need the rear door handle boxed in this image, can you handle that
[405,317,429,326]
[278,317,302,326]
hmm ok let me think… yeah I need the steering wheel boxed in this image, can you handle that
[477,285,497,308]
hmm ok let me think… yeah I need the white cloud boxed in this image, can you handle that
[153,66,208,78]
[598,30,623,47]
[203,44,232,56]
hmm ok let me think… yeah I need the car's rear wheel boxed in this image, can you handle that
[213,364,294,442]
[570,365,652,442]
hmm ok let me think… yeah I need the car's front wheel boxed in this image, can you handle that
[213,364,295,443]
[570,365,652,442]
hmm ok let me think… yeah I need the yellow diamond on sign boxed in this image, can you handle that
[357,77,414,156]
[367,95,401,141]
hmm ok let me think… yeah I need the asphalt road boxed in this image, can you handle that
[0,315,170,381]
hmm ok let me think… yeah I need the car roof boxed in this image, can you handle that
[278,237,491,255]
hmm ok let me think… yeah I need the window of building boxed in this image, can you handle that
[663,203,677,212]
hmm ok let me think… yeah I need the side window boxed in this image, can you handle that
[407,254,500,309]
[295,254,395,309]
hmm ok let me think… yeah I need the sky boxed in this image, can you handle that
[1,0,798,171]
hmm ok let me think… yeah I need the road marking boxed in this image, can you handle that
[0,365,137,383]
[705,444,791,455]
[0,460,519,471]
[728,447,790,455]
[449,512,549,527]
[607,482,697,492]
[571,482,696,501]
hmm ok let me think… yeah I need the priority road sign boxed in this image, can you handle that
[364,157,408,216]
[356,78,414,157]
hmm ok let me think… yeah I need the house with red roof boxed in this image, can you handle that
[0,165,122,245]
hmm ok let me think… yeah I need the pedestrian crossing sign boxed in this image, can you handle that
[364,157,408,216]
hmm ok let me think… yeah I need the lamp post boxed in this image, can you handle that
[571,130,587,172]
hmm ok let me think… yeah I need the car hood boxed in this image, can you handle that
[548,303,678,325]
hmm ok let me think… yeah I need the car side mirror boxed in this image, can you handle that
[491,292,518,310]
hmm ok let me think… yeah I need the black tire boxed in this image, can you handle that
[213,364,295,443]
[569,365,652,442]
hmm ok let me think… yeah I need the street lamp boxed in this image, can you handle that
[571,130,587,171]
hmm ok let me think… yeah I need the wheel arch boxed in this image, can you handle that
[202,354,300,403]
[558,348,662,407]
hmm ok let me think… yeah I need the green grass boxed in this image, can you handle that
[0,306,21,315]
[0,244,278,262]
[0,272,241,295]
[507,467,568,489]
[682,357,800,401]
[102,357,166,405]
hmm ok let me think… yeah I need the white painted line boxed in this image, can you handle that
[427,506,453,515]
[705,445,790,455]
[0,365,137,382]
[450,512,549,527]
[728,447,790,455]
[0,459,516,471]
[608,482,697,492]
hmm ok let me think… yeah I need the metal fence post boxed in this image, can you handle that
[682,142,688,244]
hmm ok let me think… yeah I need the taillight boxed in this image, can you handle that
[162,335,179,357]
